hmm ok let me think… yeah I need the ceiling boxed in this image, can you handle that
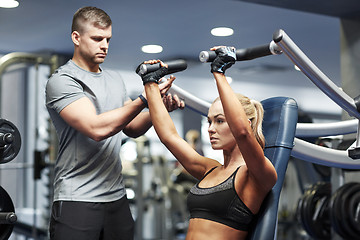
[1,0,360,119]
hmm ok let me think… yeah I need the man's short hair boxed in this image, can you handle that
[72,6,112,34]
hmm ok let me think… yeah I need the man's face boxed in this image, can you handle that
[77,22,112,65]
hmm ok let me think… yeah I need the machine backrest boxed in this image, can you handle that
[246,97,298,240]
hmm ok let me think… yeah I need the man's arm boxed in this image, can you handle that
[123,77,185,138]
[58,72,184,141]
[123,93,185,138]
[122,99,152,138]
[60,96,147,141]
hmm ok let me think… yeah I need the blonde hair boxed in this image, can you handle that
[213,94,265,149]
[185,129,200,144]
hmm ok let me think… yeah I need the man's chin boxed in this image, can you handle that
[94,57,106,64]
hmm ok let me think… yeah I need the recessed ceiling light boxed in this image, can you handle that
[141,45,163,54]
[0,0,19,8]
[211,27,234,37]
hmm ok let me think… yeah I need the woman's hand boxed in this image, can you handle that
[210,46,236,74]
[141,60,185,112]
[140,59,168,85]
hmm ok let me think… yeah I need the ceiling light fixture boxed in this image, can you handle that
[211,27,234,37]
[141,44,163,54]
[0,0,19,8]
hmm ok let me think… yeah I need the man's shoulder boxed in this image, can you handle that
[47,61,82,89]
[47,61,69,81]
[52,60,77,77]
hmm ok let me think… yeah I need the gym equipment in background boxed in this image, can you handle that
[0,118,21,239]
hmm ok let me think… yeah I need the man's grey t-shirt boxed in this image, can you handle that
[46,60,127,202]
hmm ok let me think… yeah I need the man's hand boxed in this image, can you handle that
[158,74,174,96]
[159,75,185,111]
[163,93,185,112]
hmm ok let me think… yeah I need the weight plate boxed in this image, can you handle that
[299,182,331,239]
[298,184,317,236]
[0,186,15,239]
[330,182,358,239]
[0,119,21,164]
[348,191,360,234]
[339,183,360,238]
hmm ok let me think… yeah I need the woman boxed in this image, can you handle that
[140,46,277,239]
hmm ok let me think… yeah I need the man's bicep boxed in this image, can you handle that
[59,97,97,132]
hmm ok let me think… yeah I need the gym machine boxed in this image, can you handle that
[165,29,360,239]
[267,29,360,240]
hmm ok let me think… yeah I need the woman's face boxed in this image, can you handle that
[207,101,236,151]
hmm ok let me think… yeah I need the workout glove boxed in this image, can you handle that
[211,47,236,74]
[141,67,168,85]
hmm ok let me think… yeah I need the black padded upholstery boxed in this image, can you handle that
[247,97,298,240]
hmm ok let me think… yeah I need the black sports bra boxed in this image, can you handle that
[187,166,256,231]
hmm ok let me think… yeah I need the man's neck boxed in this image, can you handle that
[72,56,100,73]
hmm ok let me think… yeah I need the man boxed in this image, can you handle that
[46,6,184,240]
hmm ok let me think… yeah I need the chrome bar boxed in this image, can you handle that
[273,29,360,119]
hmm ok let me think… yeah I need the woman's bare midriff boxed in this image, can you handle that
[185,218,248,240]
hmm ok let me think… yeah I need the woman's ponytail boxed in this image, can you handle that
[250,99,265,149]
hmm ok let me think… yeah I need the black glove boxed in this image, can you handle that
[141,67,168,85]
[211,47,236,74]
